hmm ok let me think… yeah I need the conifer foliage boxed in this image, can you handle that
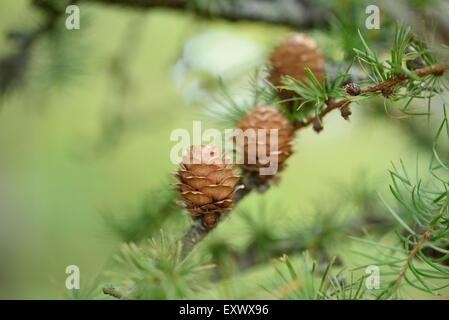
[102,22,448,299]
[1,0,448,300]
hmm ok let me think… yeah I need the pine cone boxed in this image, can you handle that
[174,144,241,228]
[269,33,325,99]
[236,105,295,189]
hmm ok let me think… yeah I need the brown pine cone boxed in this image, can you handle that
[236,105,295,189]
[269,33,325,100]
[174,145,241,228]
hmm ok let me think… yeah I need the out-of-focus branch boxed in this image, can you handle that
[380,0,449,45]
[95,16,146,152]
[83,0,328,29]
[1,0,327,97]
[0,0,69,94]
[210,212,393,280]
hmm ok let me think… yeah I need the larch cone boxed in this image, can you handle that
[269,33,325,100]
[174,144,241,228]
[236,105,295,189]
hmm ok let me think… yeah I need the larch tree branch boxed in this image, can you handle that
[210,211,394,281]
[389,198,447,298]
[180,180,253,256]
[179,63,449,256]
[294,63,449,131]
[1,0,328,96]
[0,0,68,94]
[83,0,328,29]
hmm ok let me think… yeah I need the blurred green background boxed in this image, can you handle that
[0,0,442,299]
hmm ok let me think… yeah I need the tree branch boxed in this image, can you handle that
[1,0,327,96]
[210,212,393,281]
[390,203,446,297]
[179,63,449,256]
[294,63,449,131]
[180,184,252,255]
[83,0,328,29]
[0,0,69,94]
